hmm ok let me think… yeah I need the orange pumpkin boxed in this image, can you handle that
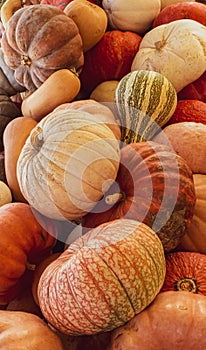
[0,202,57,305]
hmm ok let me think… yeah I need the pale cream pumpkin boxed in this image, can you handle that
[102,0,161,35]
[178,174,206,254]
[16,109,120,220]
[131,19,206,92]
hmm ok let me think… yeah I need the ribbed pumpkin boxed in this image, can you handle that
[178,174,206,254]
[161,251,206,295]
[37,218,166,335]
[0,202,56,305]
[107,291,206,350]
[1,4,84,92]
[82,141,196,252]
[114,70,177,144]
[17,108,120,220]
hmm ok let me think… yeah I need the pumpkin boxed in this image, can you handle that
[0,0,22,28]
[167,100,206,125]
[114,70,177,144]
[178,71,206,102]
[21,69,81,121]
[0,151,7,184]
[0,48,25,96]
[153,122,206,174]
[153,1,206,28]
[64,0,108,52]
[1,4,84,93]
[161,251,206,295]
[82,141,196,252]
[131,19,206,93]
[53,99,121,140]
[6,287,42,317]
[90,80,119,103]
[161,0,196,9]
[17,108,120,220]
[40,0,97,10]
[0,180,12,206]
[57,331,111,350]
[80,29,142,93]
[107,291,206,350]
[3,116,37,202]
[0,310,63,349]
[178,174,206,254]
[0,88,22,151]
[0,202,56,305]
[37,218,166,335]
[102,0,161,35]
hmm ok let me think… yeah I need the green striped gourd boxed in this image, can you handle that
[115,70,177,144]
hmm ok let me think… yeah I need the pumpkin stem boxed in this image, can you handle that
[105,192,123,205]
[155,39,166,51]
[21,55,31,66]
[30,126,44,151]
[174,277,198,293]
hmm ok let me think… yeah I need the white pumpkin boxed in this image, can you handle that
[102,0,161,35]
[16,109,120,220]
[131,19,206,92]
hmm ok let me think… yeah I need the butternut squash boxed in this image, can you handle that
[21,69,81,121]
[3,116,37,202]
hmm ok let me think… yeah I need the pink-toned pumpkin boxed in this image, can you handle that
[37,218,166,335]
[107,291,206,350]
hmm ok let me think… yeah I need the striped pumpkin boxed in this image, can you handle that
[115,70,177,144]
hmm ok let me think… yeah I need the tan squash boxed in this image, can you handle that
[0,0,22,29]
[64,0,108,52]
[3,116,37,202]
[90,80,119,103]
[0,180,12,206]
[21,69,81,121]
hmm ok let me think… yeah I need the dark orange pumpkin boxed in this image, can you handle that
[178,71,206,102]
[167,99,206,125]
[80,29,142,93]
[82,141,196,252]
[161,251,206,295]
[0,202,57,305]
[1,4,84,92]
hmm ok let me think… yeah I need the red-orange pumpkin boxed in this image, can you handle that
[153,1,206,28]
[178,71,206,102]
[167,100,206,125]
[161,251,206,295]
[0,202,57,305]
[107,291,206,350]
[82,141,196,252]
[80,29,142,93]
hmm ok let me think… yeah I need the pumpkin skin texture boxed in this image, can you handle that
[131,19,206,93]
[161,251,206,295]
[178,71,206,102]
[178,174,206,254]
[37,218,166,335]
[82,141,196,253]
[17,108,120,220]
[153,122,206,174]
[0,310,63,349]
[153,1,206,28]
[167,100,206,125]
[3,116,38,203]
[114,70,177,143]
[1,4,84,93]
[107,291,206,350]
[53,99,121,141]
[0,202,56,305]
[80,30,142,94]
[102,0,161,35]
[90,80,119,103]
